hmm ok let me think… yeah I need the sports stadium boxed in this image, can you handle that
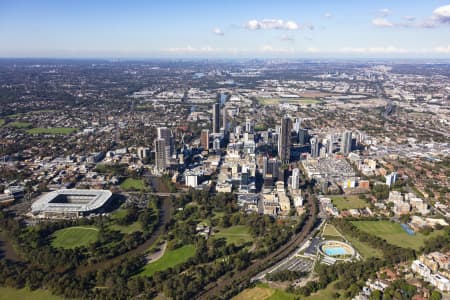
[31,189,113,218]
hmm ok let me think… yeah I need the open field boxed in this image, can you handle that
[51,226,99,249]
[214,225,252,245]
[26,127,78,135]
[303,281,346,300]
[257,97,322,105]
[0,119,4,126]
[121,178,147,191]
[7,121,32,128]
[322,223,342,237]
[0,287,63,300]
[138,244,195,276]
[233,283,296,300]
[330,195,368,210]
[351,220,445,250]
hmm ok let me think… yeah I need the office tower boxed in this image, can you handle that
[154,138,167,170]
[222,107,227,132]
[298,128,308,145]
[245,118,253,133]
[341,130,352,155]
[294,117,302,133]
[137,147,150,160]
[278,116,292,163]
[235,125,242,136]
[157,127,173,157]
[291,168,300,190]
[326,138,333,155]
[262,156,268,177]
[385,172,397,187]
[213,138,221,150]
[310,137,320,158]
[200,129,209,150]
[212,103,220,133]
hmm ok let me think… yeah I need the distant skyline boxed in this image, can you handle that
[1,0,450,58]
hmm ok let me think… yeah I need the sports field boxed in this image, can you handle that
[8,121,32,128]
[138,244,195,276]
[322,223,342,237]
[214,225,252,245]
[351,220,445,250]
[120,178,147,191]
[26,127,78,135]
[0,287,63,300]
[303,281,346,300]
[257,97,322,105]
[330,195,368,210]
[51,226,99,249]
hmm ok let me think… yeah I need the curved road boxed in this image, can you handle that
[76,196,172,275]
[197,194,318,300]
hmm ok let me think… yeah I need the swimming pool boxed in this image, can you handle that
[324,247,348,256]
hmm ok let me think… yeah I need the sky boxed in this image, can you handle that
[1,0,450,58]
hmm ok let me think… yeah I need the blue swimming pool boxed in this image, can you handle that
[324,247,348,256]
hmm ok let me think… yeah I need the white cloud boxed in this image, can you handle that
[372,18,393,27]
[340,46,408,54]
[246,19,299,30]
[378,8,392,17]
[434,45,450,53]
[212,28,224,36]
[403,16,416,22]
[433,4,450,23]
[324,12,333,18]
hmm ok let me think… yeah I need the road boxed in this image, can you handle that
[76,196,172,275]
[196,193,319,300]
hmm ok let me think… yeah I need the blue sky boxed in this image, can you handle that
[1,0,450,58]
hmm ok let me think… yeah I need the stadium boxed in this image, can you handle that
[31,189,113,218]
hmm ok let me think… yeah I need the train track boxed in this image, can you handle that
[197,194,318,300]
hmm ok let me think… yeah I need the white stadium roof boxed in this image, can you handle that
[31,189,112,214]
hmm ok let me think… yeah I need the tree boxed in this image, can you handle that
[430,290,442,300]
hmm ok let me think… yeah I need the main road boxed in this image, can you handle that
[196,193,319,300]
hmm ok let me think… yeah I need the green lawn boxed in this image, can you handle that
[7,121,32,128]
[109,221,142,234]
[138,244,196,276]
[303,281,346,300]
[0,287,63,300]
[214,225,252,245]
[0,119,4,127]
[257,97,321,105]
[330,195,368,210]
[233,283,297,300]
[51,226,99,249]
[351,220,445,250]
[120,178,147,191]
[322,224,342,237]
[26,127,78,135]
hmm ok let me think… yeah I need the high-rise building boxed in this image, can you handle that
[294,117,302,133]
[245,118,252,133]
[157,127,173,157]
[385,172,397,187]
[326,138,333,155]
[278,116,292,163]
[222,107,227,132]
[310,137,320,158]
[262,156,268,177]
[213,138,221,150]
[154,138,167,170]
[200,129,209,150]
[291,168,300,190]
[212,103,220,133]
[298,128,308,145]
[341,130,352,155]
[137,147,150,160]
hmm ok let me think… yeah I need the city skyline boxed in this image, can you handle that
[1,0,450,58]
